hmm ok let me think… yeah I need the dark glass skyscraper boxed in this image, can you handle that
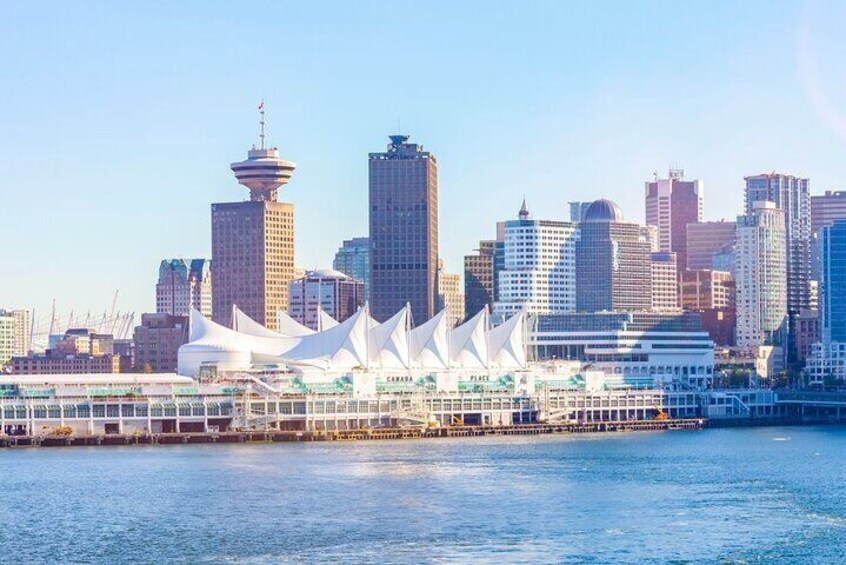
[821,220,846,344]
[369,135,438,323]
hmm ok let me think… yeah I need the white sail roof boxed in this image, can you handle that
[368,306,410,370]
[488,310,527,369]
[275,309,317,337]
[279,306,370,369]
[450,308,489,369]
[317,307,339,332]
[409,309,451,370]
[232,305,313,338]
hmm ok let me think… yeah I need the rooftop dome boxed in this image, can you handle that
[307,269,349,280]
[583,199,625,223]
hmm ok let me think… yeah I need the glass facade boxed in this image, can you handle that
[821,220,846,343]
[369,135,438,323]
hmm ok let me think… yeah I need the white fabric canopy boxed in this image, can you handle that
[488,310,527,369]
[450,308,489,369]
[368,306,410,370]
[408,309,451,370]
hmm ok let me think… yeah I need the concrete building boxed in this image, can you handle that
[811,190,846,235]
[745,173,811,361]
[369,134,438,324]
[212,108,296,331]
[11,329,129,375]
[686,220,736,271]
[0,309,30,367]
[679,270,735,311]
[576,199,652,313]
[795,309,819,365]
[650,252,679,312]
[645,169,703,272]
[464,239,500,320]
[735,201,787,347]
[287,269,365,330]
[494,200,578,318]
[156,259,212,317]
[332,237,370,302]
[133,313,189,373]
[530,312,713,389]
[436,260,465,327]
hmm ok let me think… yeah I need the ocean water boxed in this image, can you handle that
[1,426,845,564]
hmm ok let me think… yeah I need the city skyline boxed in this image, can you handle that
[4,1,846,321]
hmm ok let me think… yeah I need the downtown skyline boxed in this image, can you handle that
[3,1,846,320]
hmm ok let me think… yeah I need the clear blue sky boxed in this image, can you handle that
[2,1,846,328]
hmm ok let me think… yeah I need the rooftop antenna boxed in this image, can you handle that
[258,99,266,150]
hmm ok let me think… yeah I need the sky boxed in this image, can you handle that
[2,1,846,333]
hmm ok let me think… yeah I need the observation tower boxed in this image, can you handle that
[230,102,296,202]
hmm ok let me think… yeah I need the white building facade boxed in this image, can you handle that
[493,201,578,319]
[156,259,212,318]
[736,201,787,347]
[0,309,31,367]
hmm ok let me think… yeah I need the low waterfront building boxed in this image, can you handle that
[11,329,131,375]
[133,313,189,373]
[530,312,713,389]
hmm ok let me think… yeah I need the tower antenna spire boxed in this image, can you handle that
[258,99,266,149]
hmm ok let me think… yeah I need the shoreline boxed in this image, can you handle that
[0,417,805,448]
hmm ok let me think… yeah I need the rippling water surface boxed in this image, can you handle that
[1,426,845,564]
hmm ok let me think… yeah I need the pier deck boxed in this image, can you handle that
[0,418,705,448]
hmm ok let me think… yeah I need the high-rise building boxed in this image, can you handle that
[332,237,370,302]
[819,220,846,344]
[645,169,703,272]
[744,173,811,358]
[679,270,735,311]
[811,190,846,235]
[806,219,846,382]
[686,221,736,271]
[436,260,465,327]
[494,200,578,318]
[464,239,498,320]
[0,309,30,366]
[369,134,438,323]
[795,309,819,365]
[650,252,679,312]
[576,199,653,312]
[735,201,787,347]
[287,269,365,330]
[568,201,592,223]
[810,191,846,282]
[156,258,212,317]
[212,108,296,331]
[133,313,189,373]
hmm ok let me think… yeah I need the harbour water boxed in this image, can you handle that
[1,426,845,564]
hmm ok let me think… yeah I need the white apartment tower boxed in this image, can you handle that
[736,201,787,347]
[0,309,31,367]
[493,200,579,318]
